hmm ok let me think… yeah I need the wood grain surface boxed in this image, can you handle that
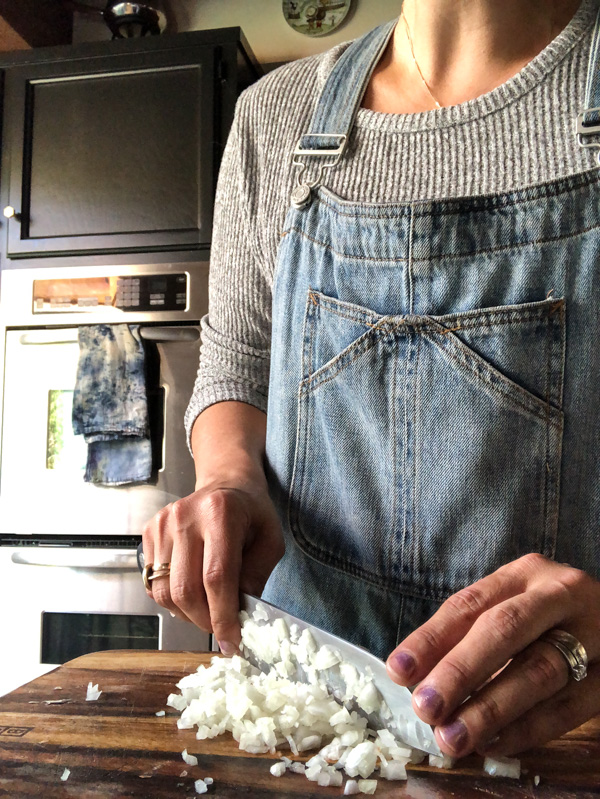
[0,650,598,798]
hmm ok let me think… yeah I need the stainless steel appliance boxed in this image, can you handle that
[0,261,211,696]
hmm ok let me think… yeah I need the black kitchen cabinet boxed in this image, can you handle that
[0,29,259,260]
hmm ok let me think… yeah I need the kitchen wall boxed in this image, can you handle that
[74,0,400,68]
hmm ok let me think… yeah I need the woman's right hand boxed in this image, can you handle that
[142,402,284,655]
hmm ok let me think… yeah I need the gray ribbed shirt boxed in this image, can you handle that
[185,0,599,443]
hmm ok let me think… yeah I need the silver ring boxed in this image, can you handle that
[539,629,588,681]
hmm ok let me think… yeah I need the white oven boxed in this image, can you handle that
[0,262,211,696]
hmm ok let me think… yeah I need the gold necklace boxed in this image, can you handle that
[401,12,442,109]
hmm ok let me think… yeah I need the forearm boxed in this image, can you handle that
[191,400,268,492]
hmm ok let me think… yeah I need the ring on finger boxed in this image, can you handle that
[142,562,171,590]
[538,629,588,681]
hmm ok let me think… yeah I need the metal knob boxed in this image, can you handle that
[3,206,21,221]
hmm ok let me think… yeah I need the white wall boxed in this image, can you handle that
[74,1,401,66]
[172,1,399,65]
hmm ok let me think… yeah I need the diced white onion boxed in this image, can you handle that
[182,749,199,766]
[60,768,70,782]
[429,753,456,769]
[85,682,102,701]
[155,710,166,717]
[270,762,286,777]
[344,779,360,795]
[379,760,407,780]
[483,755,521,779]
[357,778,378,794]
[194,779,208,794]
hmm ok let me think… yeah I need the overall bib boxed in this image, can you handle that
[263,11,600,661]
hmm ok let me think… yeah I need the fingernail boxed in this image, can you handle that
[414,685,444,719]
[389,651,416,680]
[218,640,238,656]
[439,718,469,752]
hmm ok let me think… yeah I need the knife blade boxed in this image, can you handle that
[240,593,442,756]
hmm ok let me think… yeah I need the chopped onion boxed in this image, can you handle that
[169,610,441,792]
[379,760,407,780]
[357,778,378,794]
[85,682,102,701]
[534,775,541,786]
[182,749,198,766]
[155,710,165,717]
[429,753,456,769]
[483,755,521,779]
[344,780,360,795]
[194,778,208,794]
[60,768,70,782]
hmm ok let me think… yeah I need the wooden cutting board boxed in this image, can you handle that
[0,650,598,798]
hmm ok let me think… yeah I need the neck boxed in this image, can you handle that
[363,0,582,113]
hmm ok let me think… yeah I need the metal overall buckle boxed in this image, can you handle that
[291,133,347,209]
[576,107,600,165]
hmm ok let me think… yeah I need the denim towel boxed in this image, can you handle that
[72,324,152,485]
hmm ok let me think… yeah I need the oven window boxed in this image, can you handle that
[46,389,87,471]
[41,612,159,664]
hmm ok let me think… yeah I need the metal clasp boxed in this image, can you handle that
[291,133,347,209]
[576,108,600,164]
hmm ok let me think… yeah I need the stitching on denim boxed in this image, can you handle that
[312,297,381,326]
[435,309,563,334]
[282,220,600,263]
[425,330,563,428]
[411,333,422,591]
[408,208,414,314]
[292,531,455,601]
[391,335,397,583]
[317,171,600,218]
[301,332,380,393]
[543,309,552,558]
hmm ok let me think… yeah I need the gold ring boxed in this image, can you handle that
[142,562,171,590]
[539,629,588,681]
[148,568,170,581]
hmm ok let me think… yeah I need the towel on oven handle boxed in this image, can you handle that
[72,324,152,486]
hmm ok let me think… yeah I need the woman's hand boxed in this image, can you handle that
[386,554,600,758]
[142,480,283,654]
[142,401,284,655]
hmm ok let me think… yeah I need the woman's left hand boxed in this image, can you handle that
[385,553,600,758]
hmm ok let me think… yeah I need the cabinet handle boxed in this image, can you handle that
[3,205,21,221]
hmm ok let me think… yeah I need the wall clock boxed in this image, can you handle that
[282,0,353,37]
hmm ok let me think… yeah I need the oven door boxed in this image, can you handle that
[0,545,210,697]
[0,324,199,538]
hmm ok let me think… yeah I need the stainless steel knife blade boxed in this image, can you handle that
[240,593,442,756]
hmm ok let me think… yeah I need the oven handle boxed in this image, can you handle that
[11,550,140,570]
[18,326,199,346]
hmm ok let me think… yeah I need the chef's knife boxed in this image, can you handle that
[240,593,442,756]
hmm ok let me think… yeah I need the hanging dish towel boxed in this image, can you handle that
[72,324,152,485]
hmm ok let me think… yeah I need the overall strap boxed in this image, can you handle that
[576,4,600,162]
[291,19,396,209]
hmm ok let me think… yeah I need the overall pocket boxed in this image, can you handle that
[288,289,565,600]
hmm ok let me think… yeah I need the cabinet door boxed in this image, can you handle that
[1,45,217,257]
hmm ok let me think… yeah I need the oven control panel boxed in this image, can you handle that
[32,273,188,314]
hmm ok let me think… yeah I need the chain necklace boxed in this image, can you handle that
[401,11,442,109]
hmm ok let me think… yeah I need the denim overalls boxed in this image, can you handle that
[263,10,600,661]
